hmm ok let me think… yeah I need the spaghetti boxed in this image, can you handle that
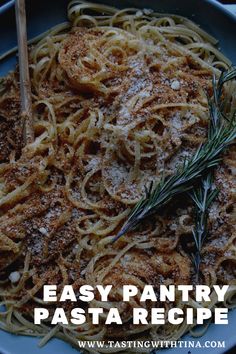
[0,1,236,353]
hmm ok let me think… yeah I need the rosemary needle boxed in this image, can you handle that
[114,68,236,242]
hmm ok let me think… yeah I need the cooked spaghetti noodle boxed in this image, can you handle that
[0,1,236,353]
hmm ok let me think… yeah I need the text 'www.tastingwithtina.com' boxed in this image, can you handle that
[77,340,225,350]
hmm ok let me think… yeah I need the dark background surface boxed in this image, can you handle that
[0,0,229,2]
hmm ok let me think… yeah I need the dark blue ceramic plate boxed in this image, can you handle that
[0,1,235,353]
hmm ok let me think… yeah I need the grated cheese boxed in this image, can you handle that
[9,271,21,283]
[171,80,181,90]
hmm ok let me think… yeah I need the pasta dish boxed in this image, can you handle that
[0,1,236,352]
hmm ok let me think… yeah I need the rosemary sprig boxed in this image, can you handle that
[114,68,236,242]
[190,174,218,283]
[189,69,226,282]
